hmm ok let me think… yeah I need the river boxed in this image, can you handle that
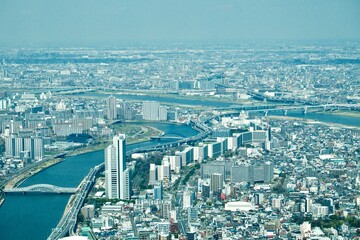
[0,123,198,240]
[79,92,359,127]
[80,92,237,108]
[0,105,358,239]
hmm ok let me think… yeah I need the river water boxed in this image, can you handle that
[80,92,359,127]
[0,123,198,240]
[80,92,236,108]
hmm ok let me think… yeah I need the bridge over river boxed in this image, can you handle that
[4,184,77,194]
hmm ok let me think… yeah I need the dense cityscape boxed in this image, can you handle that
[0,0,360,239]
[0,43,359,240]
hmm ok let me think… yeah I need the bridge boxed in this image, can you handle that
[150,136,184,140]
[150,133,186,140]
[214,103,360,113]
[47,119,211,239]
[5,184,77,194]
[54,88,96,96]
[214,103,360,116]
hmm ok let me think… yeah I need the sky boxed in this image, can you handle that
[0,0,359,47]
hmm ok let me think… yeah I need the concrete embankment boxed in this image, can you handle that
[3,158,64,191]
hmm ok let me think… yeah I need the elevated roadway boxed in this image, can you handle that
[215,103,360,115]
[48,165,101,239]
[48,119,211,239]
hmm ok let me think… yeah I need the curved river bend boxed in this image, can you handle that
[0,123,198,240]
[0,109,358,239]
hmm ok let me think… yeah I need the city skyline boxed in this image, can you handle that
[0,45,359,238]
[0,1,359,238]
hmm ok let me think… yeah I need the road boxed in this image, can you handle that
[48,119,211,238]
[47,164,101,239]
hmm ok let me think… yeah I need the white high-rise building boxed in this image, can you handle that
[183,190,193,210]
[210,173,224,194]
[169,155,181,173]
[122,168,131,200]
[105,145,117,198]
[149,163,157,185]
[272,198,282,209]
[105,134,131,200]
[5,136,44,161]
[56,100,67,111]
[5,137,15,158]
[33,137,44,160]
[162,157,171,186]
[106,96,117,120]
[14,137,23,158]
[142,101,160,121]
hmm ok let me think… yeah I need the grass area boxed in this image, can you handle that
[132,153,164,190]
[329,110,360,118]
[65,142,110,156]
[111,124,163,143]
[66,124,164,156]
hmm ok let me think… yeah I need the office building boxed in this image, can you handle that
[188,207,199,223]
[161,201,172,219]
[149,163,157,185]
[193,144,208,162]
[272,198,282,209]
[153,181,163,200]
[106,96,117,120]
[210,173,224,194]
[159,106,167,121]
[162,157,171,186]
[202,181,210,199]
[81,205,95,220]
[231,163,274,183]
[14,137,24,159]
[179,147,194,166]
[254,193,264,205]
[5,136,44,161]
[33,137,44,160]
[169,155,181,173]
[142,101,160,121]
[105,134,131,200]
[157,222,170,237]
[207,141,222,159]
[5,136,15,158]
[201,161,226,179]
[183,190,194,210]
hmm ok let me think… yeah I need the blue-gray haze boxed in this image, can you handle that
[0,0,359,47]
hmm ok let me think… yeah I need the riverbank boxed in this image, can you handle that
[0,191,5,206]
[65,124,164,157]
[98,90,260,105]
[267,115,360,130]
[328,110,360,118]
[1,123,165,192]
[3,158,64,190]
[113,123,164,142]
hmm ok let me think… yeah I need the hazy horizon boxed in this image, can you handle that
[1,0,359,47]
